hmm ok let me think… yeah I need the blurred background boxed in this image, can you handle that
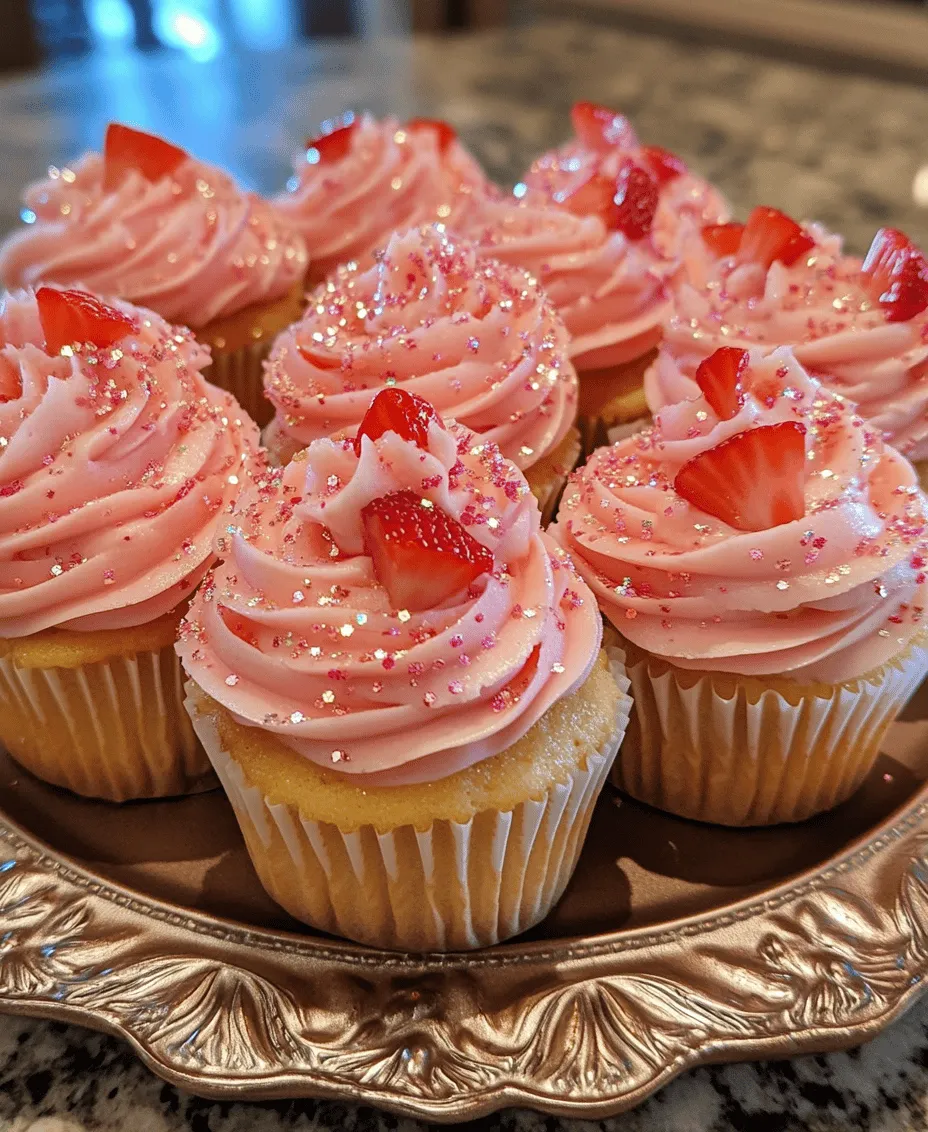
[0,0,925,249]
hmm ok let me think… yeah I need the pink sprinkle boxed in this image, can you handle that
[450,634,463,648]
[423,691,437,707]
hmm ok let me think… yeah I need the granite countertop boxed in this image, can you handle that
[2,15,928,1132]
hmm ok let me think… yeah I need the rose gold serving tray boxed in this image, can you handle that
[4,687,928,1121]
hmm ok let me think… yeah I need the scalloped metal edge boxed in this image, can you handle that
[1,791,928,1122]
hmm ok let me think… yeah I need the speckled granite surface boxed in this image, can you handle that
[2,16,928,1132]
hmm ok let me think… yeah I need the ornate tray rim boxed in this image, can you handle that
[2,785,928,1122]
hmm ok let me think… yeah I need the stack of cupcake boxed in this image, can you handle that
[0,101,925,953]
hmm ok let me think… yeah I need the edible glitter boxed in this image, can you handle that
[339,624,354,637]
[322,690,335,704]
[290,711,305,724]
[225,675,239,686]
[397,609,411,622]
[293,590,304,603]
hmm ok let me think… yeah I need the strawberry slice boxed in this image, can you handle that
[673,422,807,532]
[103,123,187,191]
[738,206,815,270]
[611,163,659,240]
[701,222,744,258]
[694,347,749,420]
[37,287,135,356]
[361,490,494,611]
[354,388,443,455]
[306,118,358,164]
[570,101,637,152]
[861,228,928,323]
[564,172,617,222]
[640,144,687,186]
[406,117,457,154]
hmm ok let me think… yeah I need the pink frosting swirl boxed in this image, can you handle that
[553,347,928,684]
[0,290,261,637]
[488,129,728,370]
[0,154,308,328]
[177,420,601,783]
[264,225,577,471]
[272,113,490,280]
[653,224,928,460]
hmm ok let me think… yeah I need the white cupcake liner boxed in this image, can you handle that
[207,340,274,427]
[617,637,928,826]
[0,645,212,802]
[185,651,631,951]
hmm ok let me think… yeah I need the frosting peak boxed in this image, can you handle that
[554,347,928,684]
[264,224,578,471]
[0,146,308,328]
[273,112,490,280]
[656,222,928,461]
[0,288,261,637]
[178,411,600,783]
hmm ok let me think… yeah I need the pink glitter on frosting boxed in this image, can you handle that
[273,112,490,280]
[0,152,308,328]
[552,346,928,684]
[263,224,578,471]
[0,289,261,636]
[651,223,928,461]
[177,418,600,783]
[455,120,728,372]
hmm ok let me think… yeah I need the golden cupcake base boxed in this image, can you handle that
[0,612,211,802]
[617,633,928,826]
[197,281,307,427]
[185,648,631,951]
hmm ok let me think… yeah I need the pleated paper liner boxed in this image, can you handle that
[197,281,307,428]
[617,633,928,827]
[0,617,210,802]
[185,649,632,952]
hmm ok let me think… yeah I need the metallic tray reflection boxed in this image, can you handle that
[2,683,928,1120]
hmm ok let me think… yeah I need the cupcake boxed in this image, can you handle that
[457,102,727,430]
[0,286,260,801]
[178,390,631,950]
[553,345,928,827]
[0,123,309,424]
[652,214,928,483]
[263,224,580,519]
[273,111,490,285]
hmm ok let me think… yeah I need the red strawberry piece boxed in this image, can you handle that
[103,123,186,191]
[861,227,928,323]
[406,117,457,154]
[738,206,815,270]
[361,490,494,611]
[306,118,358,164]
[611,163,659,240]
[354,388,443,455]
[570,102,637,152]
[701,222,744,258]
[37,287,135,356]
[564,172,617,222]
[694,347,749,420]
[640,144,687,186]
[673,422,807,532]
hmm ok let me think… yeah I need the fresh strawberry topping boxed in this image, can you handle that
[701,222,744,258]
[611,163,659,240]
[306,119,358,164]
[737,206,815,270]
[694,347,749,420]
[37,288,135,356]
[103,123,187,192]
[354,388,443,455]
[406,117,457,154]
[861,228,928,323]
[570,101,637,152]
[674,422,807,532]
[640,144,686,186]
[361,490,494,611]
[563,172,617,223]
